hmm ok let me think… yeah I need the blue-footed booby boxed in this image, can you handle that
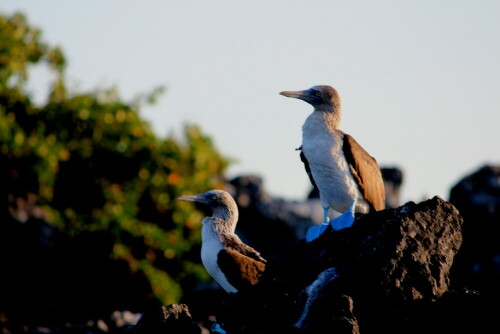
[280,85,385,240]
[177,190,266,293]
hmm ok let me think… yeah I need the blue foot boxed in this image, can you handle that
[305,201,357,243]
[305,223,329,242]
[305,206,330,242]
[211,322,227,334]
[330,200,356,231]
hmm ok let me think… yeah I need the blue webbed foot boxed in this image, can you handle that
[305,206,330,242]
[330,200,356,231]
[305,223,329,242]
[305,201,356,243]
[211,322,227,334]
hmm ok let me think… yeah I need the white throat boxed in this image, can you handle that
[200,217,238,293]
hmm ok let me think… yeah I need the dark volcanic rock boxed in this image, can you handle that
[449,165,500,297]
[215,196,464,333]
[126,304,201,334]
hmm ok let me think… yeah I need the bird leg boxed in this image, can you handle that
[322,206,330,225]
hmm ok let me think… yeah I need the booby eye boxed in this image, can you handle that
[211,195,217,200]
[314,91,321,97]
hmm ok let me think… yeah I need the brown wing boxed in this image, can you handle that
[217,248,266,291]
[223,234,267,263]
[342,134,385,211]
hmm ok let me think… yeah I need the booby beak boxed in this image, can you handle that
[177,194,208,204]
[279,90,306,99]
[280,89,320,105]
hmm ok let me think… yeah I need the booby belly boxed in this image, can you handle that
[178,189,266,293]
[280,85,385,239]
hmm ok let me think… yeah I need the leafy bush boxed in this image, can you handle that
[0,12,229,305]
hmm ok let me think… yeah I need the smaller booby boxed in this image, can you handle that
[177,189,266,293]
[280,85,385,240]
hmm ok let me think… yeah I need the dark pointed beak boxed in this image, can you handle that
[177,194,198,202]
[280,89,319,105]
[177,194,210,205]
[279,90,307,99]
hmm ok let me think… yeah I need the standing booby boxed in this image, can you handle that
[280,85,385,238]
[177,189,266,293]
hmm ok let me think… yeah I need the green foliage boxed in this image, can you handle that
[0,12,229,305]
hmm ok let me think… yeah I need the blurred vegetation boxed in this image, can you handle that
[0,12,229,305]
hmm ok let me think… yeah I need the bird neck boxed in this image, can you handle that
[310,106,342,129]
[210,206,238,234]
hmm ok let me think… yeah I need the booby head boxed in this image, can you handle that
[178,189,239,228]
[280,85,342,112]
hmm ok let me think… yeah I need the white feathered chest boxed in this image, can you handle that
[200,218,238,293]
[301,112,368,213]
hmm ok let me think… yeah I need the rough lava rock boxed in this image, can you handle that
[215,196,465,333]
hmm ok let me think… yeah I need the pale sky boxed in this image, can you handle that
[2,1,499,204]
